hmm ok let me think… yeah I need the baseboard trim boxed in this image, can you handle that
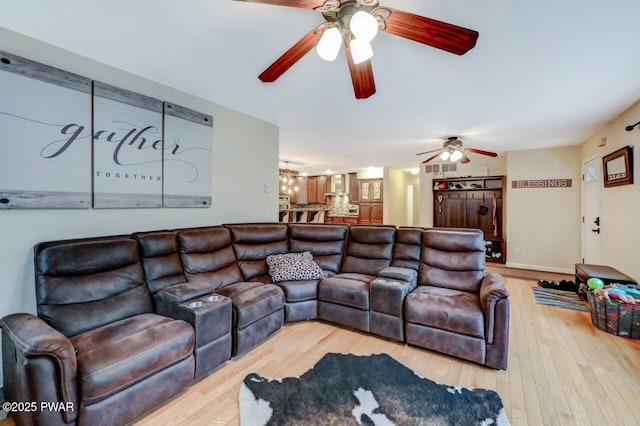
[506,262,574,275]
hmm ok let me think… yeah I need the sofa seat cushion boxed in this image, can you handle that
[405,287,485,339]
[216,282,284,329]
[277,279,319,303]
[333,272,377,283]
[318,277,370,310]
[70,313,194,405]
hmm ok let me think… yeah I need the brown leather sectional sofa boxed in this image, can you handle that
[1,223,509,426]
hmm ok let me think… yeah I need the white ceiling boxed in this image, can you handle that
[2,0,640,175]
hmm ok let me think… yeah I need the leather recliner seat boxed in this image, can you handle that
[317,226,396,332]
[404,228,510,370]
[278,223,349,323]
[134,230,233,379]
[177,226,286,356]
[1,237,195,426]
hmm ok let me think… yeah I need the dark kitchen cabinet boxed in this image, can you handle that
[295,176,308,205]
[307,175,328,205]
[317,176,328,204]
[348,173,358,204]
[358,178,383,225]
[307,177,317,204]
[433,176,506,263]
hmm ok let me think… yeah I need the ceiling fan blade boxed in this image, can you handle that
[421,151,443,164]
[382,7,479,55]
[259,27,322,83]
[233,0,323,9]
[415,148,443,156]
[345,45,376,99]
[465,147,498,157]
[460,152,471,164]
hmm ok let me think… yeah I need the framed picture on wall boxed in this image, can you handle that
[602,145,633,188]
[0,51,92,209]
[93,82,163,208]
[162,102,213,207]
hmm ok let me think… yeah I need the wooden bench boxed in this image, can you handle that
[575,263,636,297]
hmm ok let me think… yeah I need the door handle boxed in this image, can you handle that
[591,228,600,234]
[594,217,600,226]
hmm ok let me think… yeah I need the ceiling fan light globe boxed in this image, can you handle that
[439,151,451,161]
[350,38,373,64]
[316,27,342,62]
[350,11,379,42]
[450,150,463,162]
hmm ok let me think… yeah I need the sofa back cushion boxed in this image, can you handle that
[225,224,289,282]
[177,227,244,288]
[341,226,395,275]
[134,231,186,294]
[419,228,486,293]
[35,237,153,337]
[288,223,349,274]
[391,227,423,271]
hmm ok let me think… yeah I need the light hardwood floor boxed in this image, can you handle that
[136,277,640,426]
[2,277,639,425]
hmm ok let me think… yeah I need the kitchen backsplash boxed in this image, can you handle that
[329,194,350,214]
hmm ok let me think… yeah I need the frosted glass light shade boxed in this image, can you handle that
[350,38,373,64]
[450,150,463,162]
[350,11,378,42]
[440,151,451,161]
[316,27,342,61]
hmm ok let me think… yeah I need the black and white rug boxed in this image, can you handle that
[240,353,510,425]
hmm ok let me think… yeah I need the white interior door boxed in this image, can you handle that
[406,184,414,226]
[582,157,602,264]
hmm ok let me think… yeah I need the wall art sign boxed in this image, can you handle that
[92,81,163,208]
[602,146,633,188]
[0,51,92,209]
[162,103,213,207]
[511,179,572,189]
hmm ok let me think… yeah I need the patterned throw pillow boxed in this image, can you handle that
[266,251,324,283]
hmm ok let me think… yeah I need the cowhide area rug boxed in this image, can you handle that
[239,353,510,426]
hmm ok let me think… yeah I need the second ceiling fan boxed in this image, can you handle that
[235,0,479,99]
[416,137,497,164]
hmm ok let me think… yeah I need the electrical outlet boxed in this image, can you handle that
[514,248,521,256]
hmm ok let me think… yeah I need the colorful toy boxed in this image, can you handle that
[587,277,605,290]
[623,287,640,299]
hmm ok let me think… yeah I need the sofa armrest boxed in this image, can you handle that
[480,273,509,309]
[155,281,214,305]
[479,273,510,369]
[1,313,78,424]
[378,267,418,285]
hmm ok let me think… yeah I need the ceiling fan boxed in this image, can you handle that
[416,137,497,164]
[234,0,479,99]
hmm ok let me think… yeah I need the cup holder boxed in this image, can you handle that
[188,301,203,308]
[206,295,220,302]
